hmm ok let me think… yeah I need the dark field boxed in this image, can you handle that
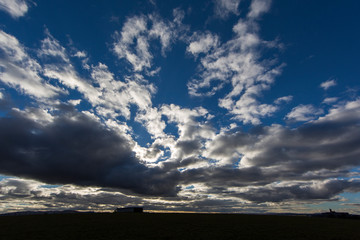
[0,213,359,240]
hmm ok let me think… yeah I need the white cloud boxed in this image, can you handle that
[320,79,337,90]
[113,14,182,72]
[0,0,29,18]
[187,32,219,56]
[274,95,293,104]
[247,0,272,19]
[0,30,64,99]
[73,51,87,58]
[12,107,54,125]
[322,97,338,104]
[188,15,283,124]
[285,104,324,122]
[37,32,157,121]
[68,99,82,106]
[43,64,100,104]
[213,0,241,19]
[38,31,69,63]
[318,98,360,123]
[113,15,149,71]
[135,107,167,139]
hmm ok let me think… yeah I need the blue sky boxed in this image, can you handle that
[0,0,360,214]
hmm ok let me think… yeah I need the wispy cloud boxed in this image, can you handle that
[188,2,283,124]
[247,0,272,19]
[0,0,29,18]
[0,30,64,99]
[322,97,338,104]
[285,104,324,122]
[274,95,293,104]
[213,0,241,19]
[320,79,337,90]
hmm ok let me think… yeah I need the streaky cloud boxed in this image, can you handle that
[0,0,29,18]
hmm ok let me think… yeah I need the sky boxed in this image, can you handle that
[0,0,359,214]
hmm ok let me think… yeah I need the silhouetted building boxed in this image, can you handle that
[312,209,352,219]
[114,207,143,213]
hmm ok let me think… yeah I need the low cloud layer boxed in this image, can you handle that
[1,99,359,208]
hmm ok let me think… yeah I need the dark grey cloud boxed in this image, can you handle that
[0,178,146,212]
[175,139,202,158]
[231,179,360,203]
[0,104,180,196]
[1,100,360,207]
[207,102,360,174]
[0,91,12,110]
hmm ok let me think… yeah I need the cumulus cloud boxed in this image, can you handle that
[0,0,29,18]
[1,98,360,209]
[285,104,324,122]
[0,105,180,196]
[320,79,337,90]
[206,99,360,173]
[113,13,183,72]
[187,32,219,57]
[188,13,283,124]
[73,51,87,58]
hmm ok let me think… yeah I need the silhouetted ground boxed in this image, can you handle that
[0,212,359,239]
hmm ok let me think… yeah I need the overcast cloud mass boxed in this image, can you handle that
[0,0,359,214]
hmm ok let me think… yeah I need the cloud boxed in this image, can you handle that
[285,104,324,122]
[233,179,360,203]
[213,0,241,19]
[1,4,359,213]
[188,14,283,124]
[322,97,338,104]
[247,0,272,19]
[203,99,360,184]
[161,104,215,142]
[0,30,64,99]
[274,95,293,104]
[0,177,146,213]
[0,105,180,196]
[187,32,219,57]
[113,13,183,72]
[320,79,337,90]
[0,0,29,18]
[1,99,360,208]
[38,30,69,63]
[37,31,156,120]
[73,51,87,58]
